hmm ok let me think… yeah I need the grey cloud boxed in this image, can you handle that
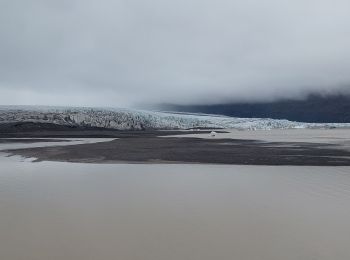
[1,0,350,107]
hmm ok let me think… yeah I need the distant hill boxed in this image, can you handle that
[160,95,350,123]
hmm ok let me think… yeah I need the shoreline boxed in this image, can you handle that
[2,129,350,166]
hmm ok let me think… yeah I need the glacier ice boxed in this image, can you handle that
[0,106,349,131]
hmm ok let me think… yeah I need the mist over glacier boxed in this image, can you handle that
[1,0,350,107]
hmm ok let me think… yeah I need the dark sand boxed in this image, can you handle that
[4,133,350,166]
[0,138,69,144]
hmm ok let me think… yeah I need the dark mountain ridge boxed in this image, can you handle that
[160,94,350,123]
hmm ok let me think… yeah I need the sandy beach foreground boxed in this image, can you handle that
[1,157,350,260]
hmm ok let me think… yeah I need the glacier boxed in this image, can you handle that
[0,105,349,131]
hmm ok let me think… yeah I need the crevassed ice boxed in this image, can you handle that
[0,106,349,130]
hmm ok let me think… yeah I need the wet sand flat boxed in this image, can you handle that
[169,128,350,148]
[4,129,350,165]
[0,138,115,152]
[1,158,350,260]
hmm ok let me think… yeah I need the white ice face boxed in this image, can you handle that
[0,106,349,131]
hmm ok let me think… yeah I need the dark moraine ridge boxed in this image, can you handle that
[0,122,213,138]
[0,138,69,144]
[6,135,350,166]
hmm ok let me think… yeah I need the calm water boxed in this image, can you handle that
[1,153,350,260]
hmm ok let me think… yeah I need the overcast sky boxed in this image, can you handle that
[1,0,350,107]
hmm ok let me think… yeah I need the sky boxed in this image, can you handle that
[1,0,350,107]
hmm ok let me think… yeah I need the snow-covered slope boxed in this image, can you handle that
[0,106,349,130]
